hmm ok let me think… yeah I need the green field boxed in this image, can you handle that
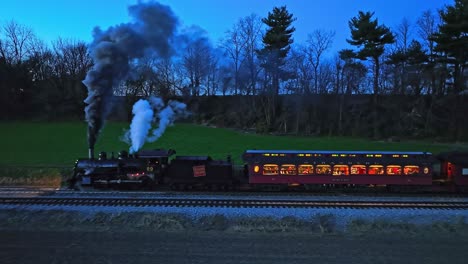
[0,122,465,166]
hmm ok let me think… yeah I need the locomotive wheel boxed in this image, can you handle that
[175,184,187,191]
[70,174,93,191]
[140,176,155,191]
[74,181,93,192]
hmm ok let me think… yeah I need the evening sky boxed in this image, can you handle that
[0,0,453,54]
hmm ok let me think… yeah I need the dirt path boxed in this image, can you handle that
[1,230,467,264]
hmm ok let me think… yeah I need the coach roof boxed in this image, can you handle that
[243,150,432,155]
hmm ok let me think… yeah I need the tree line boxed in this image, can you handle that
[0,0,466,140]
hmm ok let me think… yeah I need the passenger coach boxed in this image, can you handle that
[242,150,434,187]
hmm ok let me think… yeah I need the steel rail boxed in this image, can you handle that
[1,197,468,209]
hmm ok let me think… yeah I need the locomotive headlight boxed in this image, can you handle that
[423,167,429,174]
[254,165,260,173]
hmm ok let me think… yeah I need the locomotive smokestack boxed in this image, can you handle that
[89,148,94,159]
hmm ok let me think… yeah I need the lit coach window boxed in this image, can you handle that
[263,164,279,175]
[298,164,313,175]
[404,165,419,175]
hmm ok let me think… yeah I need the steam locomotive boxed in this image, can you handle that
[70,148,468,192]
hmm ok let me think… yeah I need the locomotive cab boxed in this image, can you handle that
[137,149,175,185]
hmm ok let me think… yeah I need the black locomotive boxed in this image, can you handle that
[71,149,240,190]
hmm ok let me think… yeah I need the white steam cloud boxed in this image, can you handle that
[129,99,154,154]
[123,96,189,153]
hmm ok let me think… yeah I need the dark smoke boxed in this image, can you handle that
[83,1,178,149]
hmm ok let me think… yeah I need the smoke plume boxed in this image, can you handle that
[148,96,165,111]
[83,1,178,149]
[124,97,188,153]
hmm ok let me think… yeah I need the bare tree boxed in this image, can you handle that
[221,21,247,95]
[417,10,439,59]
[286,46,312,134]
[317,60,335,94]
[49,38,93,116]
[182,34,215,96]
[239,14,263,95]
[205,51,221,95]
[288,45,312,94]
[26,39,53,82]
[152,57,183,98]
[304,29,335,94]
[339,49,368,94]
[0,20,35,64]
[397,17,412,52]
[417,10,440,95]
[417,9,442,135]
[387,18,413,94]
[53,38,92,78]
[0,21,40,118]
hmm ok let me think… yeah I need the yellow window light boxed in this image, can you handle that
[254,165,260,173]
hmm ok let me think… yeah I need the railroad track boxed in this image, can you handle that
[1,197,468,210]
[1,187,466,198]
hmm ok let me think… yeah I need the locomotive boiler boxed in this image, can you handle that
[72,149,175,190]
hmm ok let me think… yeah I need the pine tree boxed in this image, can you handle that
[347,11,395,95]
[346,11,395,138]
[432,0,468,93]
[258,6,296,95]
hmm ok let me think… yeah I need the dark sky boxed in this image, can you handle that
[0,0,453,54]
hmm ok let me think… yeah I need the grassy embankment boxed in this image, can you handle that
[0,121,465,186]
[1,209,467,236]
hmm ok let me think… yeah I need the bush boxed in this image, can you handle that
[0,167,65,187]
